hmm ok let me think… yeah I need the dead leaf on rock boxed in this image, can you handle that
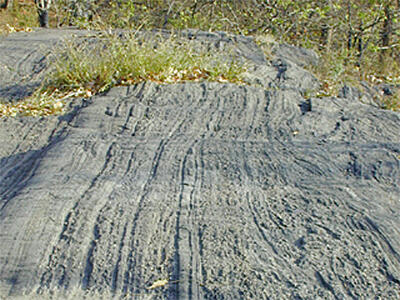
[148,279,169,290]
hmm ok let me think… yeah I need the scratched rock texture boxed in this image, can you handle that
[0,29,400,299]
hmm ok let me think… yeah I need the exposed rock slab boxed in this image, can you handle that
[0,29,96,102]
[0,29,400,299]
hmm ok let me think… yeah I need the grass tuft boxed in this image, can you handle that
[0,33,248,117]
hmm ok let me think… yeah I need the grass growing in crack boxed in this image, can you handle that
[0,32,248,117]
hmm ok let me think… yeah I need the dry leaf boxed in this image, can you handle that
[148,279,169,290]
[53,101,64,109]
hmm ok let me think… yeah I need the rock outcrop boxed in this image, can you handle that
[0,29,400,299]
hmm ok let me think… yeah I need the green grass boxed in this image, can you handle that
[48,33,247,93]
[0,32,248,117]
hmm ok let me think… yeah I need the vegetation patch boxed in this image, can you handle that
[0,32,248,117]
[0,0,37,35]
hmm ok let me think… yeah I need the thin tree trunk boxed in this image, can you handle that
[320,21,333,52]
[347,2,353,51]
[323,0,334,52]
[381,5,393,59]
[381,5,395,71]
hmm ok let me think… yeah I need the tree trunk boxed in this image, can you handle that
[38,9,49,27]
[381,5,393,58]
[346,2,353,51]
[35,0,52,28]
[319,22,333,52]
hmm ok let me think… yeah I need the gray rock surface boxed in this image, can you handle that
[339,81,400,109]
[0,29,400,299]
[271,42,320,68]
[0,28,95,102]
